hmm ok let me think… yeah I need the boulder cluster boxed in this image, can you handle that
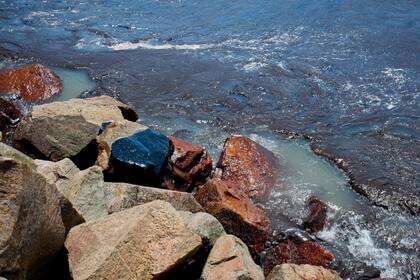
[0,65,360,279]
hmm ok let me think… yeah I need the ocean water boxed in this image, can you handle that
[1,0,419,278]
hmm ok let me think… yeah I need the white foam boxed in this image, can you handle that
[109,41,214,51]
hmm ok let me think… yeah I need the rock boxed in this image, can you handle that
[303,196,328,233]
[0,64,63,101]
[34,158,85,232]
[163,136,212,192]
[96,120,147,170]
[214,135,280,200]
[266,264,342,280]
[105,183,204,214]
[263,239,335,276]
[201,234,264,280]
[195,178,270,256]
[180,211,226,247]
[65,200,202,280]
[13,96,137,164]
[0,143,65,279]
[0,95,22,130]
[106,128,173,186]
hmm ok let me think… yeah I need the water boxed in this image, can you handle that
[51,67,95,101]
[1,0,419,278]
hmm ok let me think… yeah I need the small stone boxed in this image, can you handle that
[303,196,328,233]
[201,234,264,280]
[266,264,342,280]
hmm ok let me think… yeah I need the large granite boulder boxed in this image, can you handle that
[162,136,212,192]
[195,178,270,256]
[267,264,342,280]
[13,96,137,165]
[96,120,148,170]
[303,196,328,233]
[106,128,173,186]
[0,64,63,101]
[0,144,65,279]
[65,200,202,280]
[214,135,280,200]
[201,234,264,280]
[105,183,203,214]
[263,239,335,276]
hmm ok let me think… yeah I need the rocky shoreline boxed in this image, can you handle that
[0,64,400,279]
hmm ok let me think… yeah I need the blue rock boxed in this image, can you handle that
[107,129,172,185]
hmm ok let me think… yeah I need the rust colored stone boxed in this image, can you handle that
[215,135,279,200]
[163,136,212,192]
[0,64,63,101]
[263,240,335,276]
[195,178,270,256]
[303,196,328,233]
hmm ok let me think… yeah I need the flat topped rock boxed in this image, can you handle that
[108,128,172,185]
[65,200,202,280]
[0,64,63,101]
[267,264,342,280]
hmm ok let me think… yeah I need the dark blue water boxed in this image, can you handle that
[1,0,419,278]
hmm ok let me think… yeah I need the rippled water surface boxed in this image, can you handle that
[1,0,419,278]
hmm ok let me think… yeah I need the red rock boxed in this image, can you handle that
[194,178,270,256]
[0,64,63,101]
[0,97,22,129]
[303,196,328,233]
[214,135,279,200]
[163,136,212,191]
[263,240,335,276]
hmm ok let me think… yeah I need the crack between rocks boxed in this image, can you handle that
[210,255,237,266]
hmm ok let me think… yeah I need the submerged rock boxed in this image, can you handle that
[263,239,335,276]
[163,136,212,192]
[0,64,63,101]
[107,128,172,186]
[65,200,202,280]
[303,196,328,233]
[0,144,65,279]
[214,135,280,200]
[96,120,147,170]
[13,96,136,165]
[266,264,342,280]
[195,178,270,256]
[201,234,264,280]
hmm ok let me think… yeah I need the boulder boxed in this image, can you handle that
[0,95,22,130]
[266,264,342,280]
[65,200,202,280]
[162,136,212,192]
[263,239,335,276]
[13,96,137,164]
[0,64,63,101]
[35,158,85,232]
[214,135,280,200]
[106,128,173,186]
[105,183,203,214]
[0,144,65,279]
[303,196,328,233]
[195,178,270,256]
[201,235,264,280]
[180,211,226,247]
[96,120,147,170]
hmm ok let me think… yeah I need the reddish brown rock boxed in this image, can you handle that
[0,64,63,101]
[195,178,270,256]
[163,136,212,191]
[263,239,335,276]
[0,96,22,129]
[303,196,328,233]
[214,135,279,200]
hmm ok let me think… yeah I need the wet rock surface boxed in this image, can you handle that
[65,200,202,280]
[195,178,270,256]
[163,136,212,192]
[106,128,172,186]
[214,135,280,200]
[266,264,342,280]
[0,64,63,101]
[303,196,328,233]
[0,95,23,130]
[201,234,264,280]
[0,144,65,279]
